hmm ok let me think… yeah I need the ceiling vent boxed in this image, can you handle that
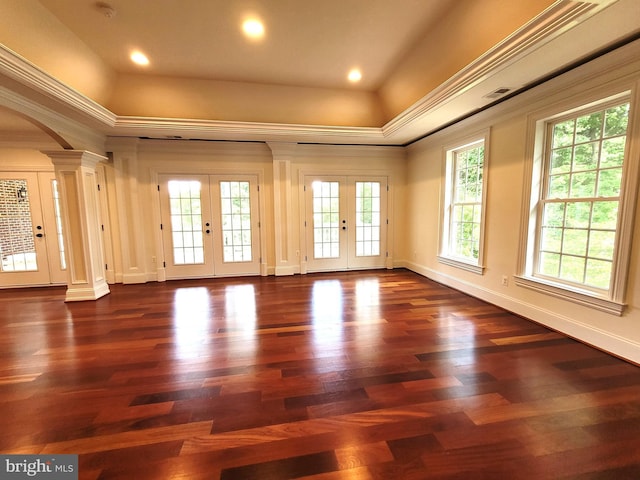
[484,87,511,99]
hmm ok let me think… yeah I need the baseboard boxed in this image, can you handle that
[274,265,297,276]
[402,261,640,365]
[122,272,148,284]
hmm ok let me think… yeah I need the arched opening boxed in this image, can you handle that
[0,107,73,288]
[0,106,73,150]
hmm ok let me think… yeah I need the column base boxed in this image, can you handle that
[65,281,110,302]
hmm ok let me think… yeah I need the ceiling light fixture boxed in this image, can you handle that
[130,51,150,66]
[348,68,362,83]
[242,18,265,40]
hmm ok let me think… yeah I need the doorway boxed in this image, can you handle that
[158,174,261,279]
[0,171,66,287]
[304,175,388,272]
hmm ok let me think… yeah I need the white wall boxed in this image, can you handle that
[403,41,640,364]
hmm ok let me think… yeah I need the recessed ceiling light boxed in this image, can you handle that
[130,51,150,66]
[348,68,362,83]
[242,18,265,40]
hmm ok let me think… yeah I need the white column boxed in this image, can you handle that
[106,137,148,284]
[44,150,110,301]
[267,142,297,276]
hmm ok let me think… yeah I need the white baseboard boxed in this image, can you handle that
[401,261,640,364]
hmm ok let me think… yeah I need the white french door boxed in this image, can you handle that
[159,174,260,279]
[304,175,388,272]
[0,172,67,287]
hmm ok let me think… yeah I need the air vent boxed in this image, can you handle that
[484,87,511,99]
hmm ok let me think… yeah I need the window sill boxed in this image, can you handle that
[513,275,625,316]
[437,256,485,275]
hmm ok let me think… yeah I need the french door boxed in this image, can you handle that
[304,175,388,272]
[159,174,260,279]
[0,172,67,287]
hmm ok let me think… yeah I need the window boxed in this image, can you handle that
[517,93,637,315]
[168,180,204,265]
[219,180,253,262]
[312,181,340,259]
[439,134,488,274]
[355,181,381,257]
[52,179,66,270]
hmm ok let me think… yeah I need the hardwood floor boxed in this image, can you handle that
[1,269,640,479]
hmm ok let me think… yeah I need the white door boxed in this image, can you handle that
[305,176,388,272]
[159,174,261,279]
[0,172,67,287]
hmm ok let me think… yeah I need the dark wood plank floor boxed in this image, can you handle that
[1,269,640,479]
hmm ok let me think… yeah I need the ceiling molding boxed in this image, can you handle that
[0,44,116,127]
[382,0,617,137]
[112,116,387,144]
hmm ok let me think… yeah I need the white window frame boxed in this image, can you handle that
[438,130,489,274]
[516,90,639,315]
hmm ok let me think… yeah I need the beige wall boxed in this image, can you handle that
[114,140,406,280]
[108,74,385,127]
[404,42,640,363]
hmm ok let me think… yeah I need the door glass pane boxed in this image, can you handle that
[312,181,340,258]
[52,180,66,270]
[0,179,37,271]
[168,180,204,265]
[220,181,252,262]
[355,181,381,257]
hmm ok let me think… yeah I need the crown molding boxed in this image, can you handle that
[0,44,116,127]
[382,0,618,138]
[112,116,387,144]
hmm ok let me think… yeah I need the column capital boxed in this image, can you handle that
[42,150,107,169]
[267,142,298,159]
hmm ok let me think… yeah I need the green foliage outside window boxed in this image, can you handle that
[539,102,629,289]
[450,144,484,260]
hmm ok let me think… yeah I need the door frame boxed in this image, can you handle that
[299,169,394,274]
[151,167,267,281]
